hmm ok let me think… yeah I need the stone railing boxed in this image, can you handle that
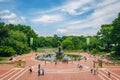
[0,60,26,68]
[94,59,120,68]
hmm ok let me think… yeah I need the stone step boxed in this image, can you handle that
[98,69,120,80]
[0,67,28,80]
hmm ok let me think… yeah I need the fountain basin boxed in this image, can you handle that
[36,53,82,61]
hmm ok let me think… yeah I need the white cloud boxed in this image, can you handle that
[21,16,26,23]
[0,10,26,24]
[29,0,120,36]
[34,0,92,16]
[91,1,120,19]
[30,0,119,36]
[31,14,63,23]
[0,10,10,14]
[67,20,84,25]
[1,0,119,36]
[55,0,120,36]
[57,29,67,33]
[97,0,118,8]
[60,0,92,15]
[1,13,16,19]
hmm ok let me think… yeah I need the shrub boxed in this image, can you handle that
[0,46,16,57]
[0,57,7,61]
[90,49,99,54]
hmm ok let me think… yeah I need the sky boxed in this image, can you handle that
[0,0,120,37]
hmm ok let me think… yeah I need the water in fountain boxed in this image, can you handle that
[36,46,82,61]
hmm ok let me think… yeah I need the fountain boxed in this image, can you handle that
[36,46,82,61]
[55,46,64,60]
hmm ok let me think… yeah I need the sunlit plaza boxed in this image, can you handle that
[0,0,120,80]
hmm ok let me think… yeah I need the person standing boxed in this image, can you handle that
[93,68,98,75]
[91,68,93,74]
[84,56,87,61]
[45,60,46,66]
[67,59,68,64]
[38,69,40,76]
[38,64,40,69]
[42,69,44,76]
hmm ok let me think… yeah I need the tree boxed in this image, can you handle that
[111,13,120,55]
[97,24,113,52]
[0,46,15,57]
[7,30,30,54]
[0,22,9,38]
[51,34,61,47]
[112,13,120,45]
[62,38,74,50]
[71,36,80,49]
[0,22,38,56]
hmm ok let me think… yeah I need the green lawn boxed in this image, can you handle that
[37,48,84,53]
[0,57,8,61]
[37,48,57,52]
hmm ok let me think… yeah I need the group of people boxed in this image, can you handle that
[90,68,98,75]
[29,64,44,76]
[90,68,111,78]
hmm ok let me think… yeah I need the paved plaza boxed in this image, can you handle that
[0,53,120,80]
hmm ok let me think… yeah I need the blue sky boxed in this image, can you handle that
[0,0,120,36]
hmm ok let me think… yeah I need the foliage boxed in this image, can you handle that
[62,38,74,50]
[97,24,113,52]
[0,21,37,56]
[0,22,9,38]
[0,57,7,61]
[0,12,120,59]
[70,36,79,49]
[112,13,120,44]
[111,13,120,54]
[90,49,99,54]
[67,54,80,58]
[51,35,61,47]
[97,12,120,60]
[109,52,120,62]
[0,46,15,57]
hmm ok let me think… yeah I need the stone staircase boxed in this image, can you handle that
[98,68,120,80]
[0,67,28,80]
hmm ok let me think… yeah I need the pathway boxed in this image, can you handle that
[0,52,120,80]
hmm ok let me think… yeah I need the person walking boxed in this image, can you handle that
[55,61,57,66]
[108,71,111,78]
[79,65,83,70]
[29,66,32,74]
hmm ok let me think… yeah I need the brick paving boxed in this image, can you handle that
[0,52,120,80]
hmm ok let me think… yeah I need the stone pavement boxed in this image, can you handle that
[0,53,120,80]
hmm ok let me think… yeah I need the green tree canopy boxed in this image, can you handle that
[62,38,74,50]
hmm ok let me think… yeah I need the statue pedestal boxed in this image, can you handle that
[56,46,64,60]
